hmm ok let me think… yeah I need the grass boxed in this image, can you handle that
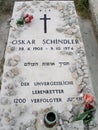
[74,0,90,18]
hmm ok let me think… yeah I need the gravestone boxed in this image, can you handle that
[0,1,98,130]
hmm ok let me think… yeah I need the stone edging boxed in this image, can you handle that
[89,0,98,39]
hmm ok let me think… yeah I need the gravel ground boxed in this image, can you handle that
[0,14,98,103]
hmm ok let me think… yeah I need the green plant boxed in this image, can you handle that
[72,92,96,130]
[74,0,90,18]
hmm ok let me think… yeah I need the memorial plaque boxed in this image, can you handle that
[0,1,98,130]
